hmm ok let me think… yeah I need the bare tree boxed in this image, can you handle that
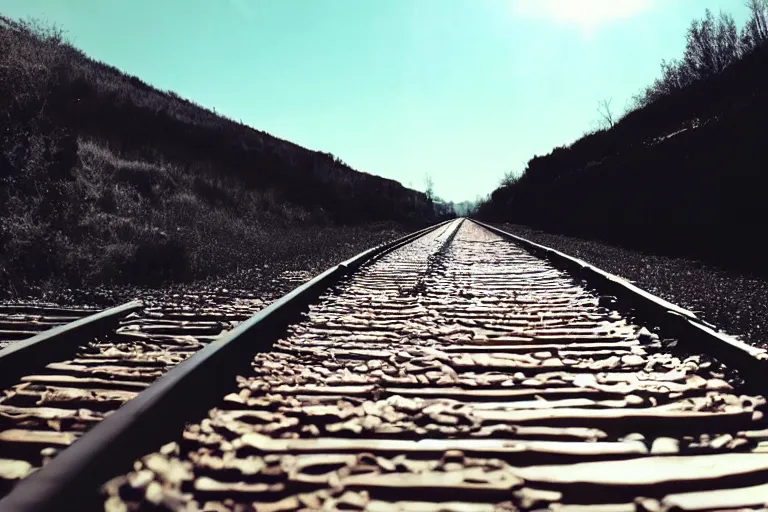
[597,98,616,129]
[716,11,740,62]
[742,0,768,52]
[683,10,739,80]
[635,8,743,108]
[424,173,435,202]
[748,0,768,42]
[499,170,520,187]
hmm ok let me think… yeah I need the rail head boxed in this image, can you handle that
[0,300,144,390]
[470,219,768,377]
[0,219,453,512]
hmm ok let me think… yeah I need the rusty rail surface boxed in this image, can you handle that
[3,218,768,511]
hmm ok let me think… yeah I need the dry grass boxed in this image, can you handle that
[0,16,435,293]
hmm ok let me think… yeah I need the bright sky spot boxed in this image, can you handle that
[0,0,751,202]
[510,0,657,36]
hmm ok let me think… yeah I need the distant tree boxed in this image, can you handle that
[431,198,456,219]
[597,98,616,129]
[634,58,694,108]
[424,173,435,202]
[500,170,520,187]
[454,198,483,217]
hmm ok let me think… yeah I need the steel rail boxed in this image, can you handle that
[0,300,144,390]
[0,220,452,512]
[77,218,768,510]
[470,219,768,387]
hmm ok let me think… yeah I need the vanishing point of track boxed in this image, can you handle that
[2,219,768,511]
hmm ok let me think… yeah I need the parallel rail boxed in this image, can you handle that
[0,305,104,347]
[0,296,258,500]
[0,301,143,389]
[2,218,767,511]
[473,220,768,388]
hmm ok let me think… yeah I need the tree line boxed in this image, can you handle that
[422,173,481,219]
[476,1,768,273]
[635,2,767,108]
[481,0,768,201]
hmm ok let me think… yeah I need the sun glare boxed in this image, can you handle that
[510,0,655,34]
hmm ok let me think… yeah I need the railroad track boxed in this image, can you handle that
[0,304,103,348]
[2,218,768,511]
[0,291,276,499]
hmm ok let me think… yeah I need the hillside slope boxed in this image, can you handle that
[478,28,768,273]
[0,17,436,291]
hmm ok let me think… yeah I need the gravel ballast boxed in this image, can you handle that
[494,223,768,350]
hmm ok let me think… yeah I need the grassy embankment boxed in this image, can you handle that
[478,6,768,274]
[0,17,439,295]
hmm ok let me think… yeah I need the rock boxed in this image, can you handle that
[651,437,680,454]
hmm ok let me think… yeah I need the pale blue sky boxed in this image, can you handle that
[2,0,749,202]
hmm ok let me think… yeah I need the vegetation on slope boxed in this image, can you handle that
[478,2,768,272]
[0,16,441,292]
